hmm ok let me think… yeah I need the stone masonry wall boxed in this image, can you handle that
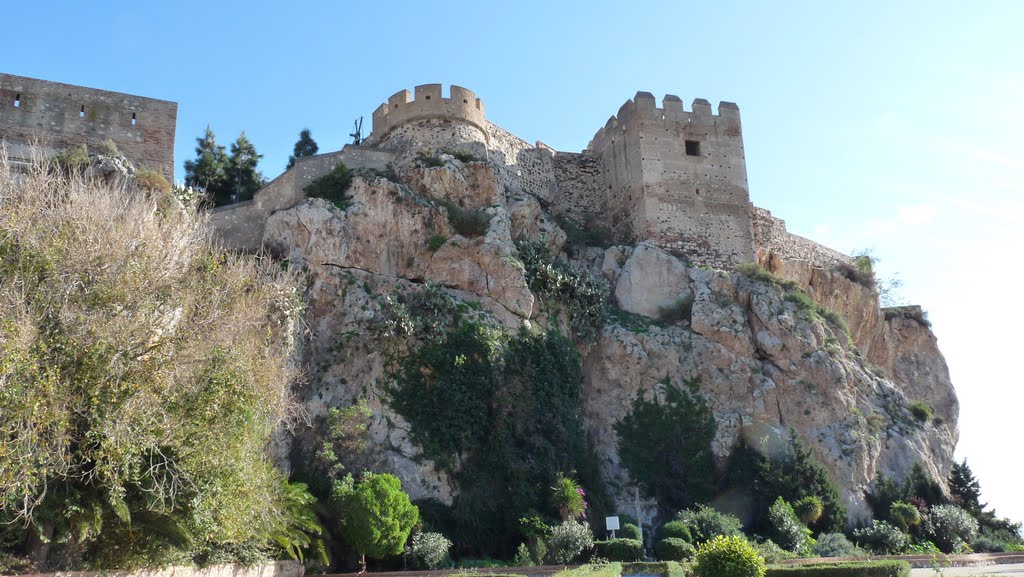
[0,73,177,180]
[367,84,486,145]
[752,206,853,269]
[210,146,394,251]
[484,121,557,199]
[550,151,604,225]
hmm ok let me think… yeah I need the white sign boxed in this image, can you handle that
[605,516,620,531]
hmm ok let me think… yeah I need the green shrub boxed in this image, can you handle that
[546,521,594,564]
[694,535,766,577]
[794,496,824,525]
[51,143,91,174]
[440,200,492,237]
[623,561,682,577]
[883,306,931,327]
[811,533,861,557]
[655,538,695,561]
[620,523,642,540]
[908,401,932,423]
[925,504,978,553]
[516,239,610,340]
[427,234,447,252]
[135,165,171,193]
[784,290,816,313]
[752,540,797,563]
[677,504,744,544]
[888,501,921,530]
[98,138,121,157]
[661,520,693,542]
[406,531,452,569]
[764,561,910,577]
[851,520,908,554]
[735,262,799,291]
[595,538,644,561]
[765,497,810,552]
[304,162,352,209]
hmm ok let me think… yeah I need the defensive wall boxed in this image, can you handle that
[213,83,852,274]
[0,73,177,180]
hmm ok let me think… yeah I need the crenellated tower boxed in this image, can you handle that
[587,92,754,267]
[365,84,488,153]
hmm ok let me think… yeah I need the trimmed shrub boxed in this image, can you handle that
[764,561,910,577]
[753,539,797,563]
[623,561,684,577]
[406,531,452,569]
[620,523,642,540]
[925,505,978,553]
[694,535,766,577]
[594,538,644,561]
[655,538,695,561]
[552,564,623,577]
[811,533,861,557]
[546,521,594,564]
[661,521,693,542]
[851,520,908,555]
[678,505,744,544]
[765,497,809,552]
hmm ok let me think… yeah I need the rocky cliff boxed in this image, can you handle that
[261,152,957,526]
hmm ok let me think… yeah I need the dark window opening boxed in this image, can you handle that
[425,95,431,100]
[463,99,468,103]
[131,112,137,126]
[13,94,20,108]
[80,105,86,117]
[685,140,700,156]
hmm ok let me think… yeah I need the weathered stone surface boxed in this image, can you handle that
[508,193,567,255]
[614,242,692,319]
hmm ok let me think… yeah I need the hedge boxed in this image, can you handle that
[623,561,688,577]
[595,539,644,561]
[765,561,910,577]
[552,563,623,577]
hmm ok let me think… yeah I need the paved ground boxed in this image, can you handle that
[912,564,1024,577]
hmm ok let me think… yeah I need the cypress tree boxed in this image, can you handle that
[287,128,319,169]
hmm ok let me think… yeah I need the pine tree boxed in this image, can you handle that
[183,126,229,201]
[223,131,265,205]
[949,460,985,516]
[286,128,319,169]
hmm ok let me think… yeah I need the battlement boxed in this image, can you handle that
[366,84,487,145]
[589,92,740,148]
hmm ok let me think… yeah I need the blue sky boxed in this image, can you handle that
[6,0,1023,525]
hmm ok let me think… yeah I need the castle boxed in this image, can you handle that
[212,83,850,271]
[0,73,177,180]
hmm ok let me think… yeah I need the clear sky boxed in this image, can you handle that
[5,0,1022,525]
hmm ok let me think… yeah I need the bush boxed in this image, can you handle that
[764,561,910,577]
[851,520,908,554]
[765,497,809,552]
[621,523,642,540]
[812,533,861,557]
[547,521,594,564]
[908,401,932,423]
[925,505,979,553]
[661,521,693,542]
[135,165,171,193]
[516,239,610,340]
[427,234,447,252]
[623,561,683,577]
[693,535,766,577]
[553,563,623,577]
[406,531,452,569]
[440,200,492,237]
[51,143,91,174]
[753,540,797,563]
[735,262,800,291]
[304,162,352,208]
[678,505,744,544]
[794,496,824,525]
[655,538,695,561]
[888,501,921,530]
[883,306,931,327]
[595,538,644,561]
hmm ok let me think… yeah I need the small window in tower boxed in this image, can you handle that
[80,105,86,117]
[131,112,137,126]
[685,140,700,156]
[425,95,431,100]
[13,94,20,108]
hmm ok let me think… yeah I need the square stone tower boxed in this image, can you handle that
[588,92,754,267]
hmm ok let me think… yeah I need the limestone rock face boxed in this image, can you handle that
[263,150,958,525]
[614,243,692,319]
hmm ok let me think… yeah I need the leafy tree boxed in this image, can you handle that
[764,498,809,553]
[223,131,265,205]
[183,126,229,202]
[949,460,984,516]
[287,128,319,169]
[925,505,978,553]
[615,377,717,514]
[332,473,419,573]
[551,474,587,522]
[676,505,744,544]
[0,157,299,568]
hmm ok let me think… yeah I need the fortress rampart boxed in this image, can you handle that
[216,83,851,275]
[0,73,177,180]
[367,84,487,146]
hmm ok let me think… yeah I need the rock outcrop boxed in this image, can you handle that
[262,151,958,524]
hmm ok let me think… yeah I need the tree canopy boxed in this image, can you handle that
[332,473,419,572]
[287,128,319,169]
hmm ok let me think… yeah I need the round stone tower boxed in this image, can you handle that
[364,84,488,153]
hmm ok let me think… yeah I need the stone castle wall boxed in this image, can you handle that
[752,206,853,269]
[0,73,177,180]
[367,84,486,145]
